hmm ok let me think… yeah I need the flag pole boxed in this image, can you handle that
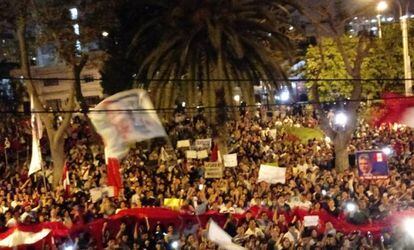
[3,148,7,169]
[41,163,48,191]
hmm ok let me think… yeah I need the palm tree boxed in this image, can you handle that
[129,0,294,120]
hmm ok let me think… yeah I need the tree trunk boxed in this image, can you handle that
[333,134,351,172]
[50,137,65,188]
[73,58,89,113]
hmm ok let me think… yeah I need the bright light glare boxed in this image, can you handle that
[280,90,290,102]
[181,102,186,107]
[69,8,78,20]
[377,1,388,12]
[64,246,74,250]
[321,190,327,196]
[334,112,348,126]
[346,202,357,212]
[233,95,240,102]
[102,31,109,37]
[403,218,414,238]
[382,147,393,156]
[171,241,179,249]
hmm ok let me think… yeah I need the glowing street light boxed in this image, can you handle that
[181,101,186,108]
[377,1,388,12]
[376,1,388,38]
[233,95,240,102]
[102,31,109,37]
[279,90,290,102]
[334,112,348,127]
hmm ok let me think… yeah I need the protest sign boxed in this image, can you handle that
[195,139,212,149]
[90,186,115,203]
[186,150,197,159]
[197,150,209,159]
[177,140,191,148]
[304,215,319,227]
[223,154,238,167]
[204,162,223,178]
[356,150,389,180]
[257,164,286,184]
[163,198,183,210]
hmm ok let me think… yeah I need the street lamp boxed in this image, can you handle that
[334,112,348,127]
[375,0,412,95]
[376,1,388,38]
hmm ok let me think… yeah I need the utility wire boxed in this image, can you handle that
[1,76,413,82]
[0,95,411,114]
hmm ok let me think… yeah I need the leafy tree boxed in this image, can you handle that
[304,22,414,101]
[127,0,295,120]
[295,0,376,171]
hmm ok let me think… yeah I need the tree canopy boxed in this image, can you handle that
[304,22,414,101]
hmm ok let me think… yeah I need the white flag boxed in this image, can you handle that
[207,220,246,250]
[29,95,43,176]
[90,89,166,159]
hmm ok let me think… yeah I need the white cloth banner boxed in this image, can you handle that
[0,228,51,247]
[29,94,43,176]
[304,215,319,227]
[223,154,238,167]
[207,220,246,250]
[90,89,166,159]
[257,165,286,184]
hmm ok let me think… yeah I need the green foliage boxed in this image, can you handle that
[128,0,295,88]
[304,22,414,101]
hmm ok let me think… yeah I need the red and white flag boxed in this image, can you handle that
[375,93,414,127]
[29,94,43,176]
[62,162,70,194]
[90,89,166,195]
[0,227,51,247]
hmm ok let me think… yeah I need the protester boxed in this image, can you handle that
[0,105,413,249]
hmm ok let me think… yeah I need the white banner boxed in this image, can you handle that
[29,94,43,176]
[195,138,212,149]
[177,140,191,148]
[90,89,166,159]
[223,154,237,167]
[257,165,286,184]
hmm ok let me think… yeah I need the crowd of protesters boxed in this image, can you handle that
[0,105,414,249]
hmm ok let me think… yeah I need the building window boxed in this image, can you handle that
[43,78,59,86]
[85,96,101,106]
[83,74,94,83]
[46,99,61,110]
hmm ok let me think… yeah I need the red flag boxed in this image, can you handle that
[375,93,414,127]
[106,158,123,197]
[62,162,70,195]
[211,144,219,162]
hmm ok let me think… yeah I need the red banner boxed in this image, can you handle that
[1,206,413,248]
